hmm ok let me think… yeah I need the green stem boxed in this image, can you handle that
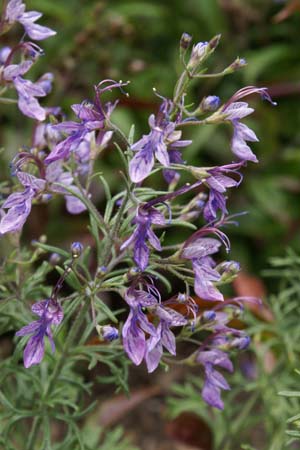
[28,298,91,449]
[25,417,40,450]
[44,298,90,398]
[0,97,18,104]
[173,70,191,108]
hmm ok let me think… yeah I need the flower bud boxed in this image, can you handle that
[97,265,107,276]
[40,193,52,203]
[200,95,221,112]
[208,34,221,51]
[202,310,216,322]
[49,253,61,266]
[227,57,247,73]
[180,32,192,50]
[97,325,119,341]
[187,42,209,71]
[230,336,251,350]
[71,242,83,259]
[218,261,241,282]
[177,293,187,303]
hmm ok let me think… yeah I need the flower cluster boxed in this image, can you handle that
[0,0,56,120]
[0,4,275,413]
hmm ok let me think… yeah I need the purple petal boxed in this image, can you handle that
[129,146,154,183]
[231,121,258,162]
[235,122,259,142]
[206,174,238,193]
[65,192,87,215]
[5,0,25,22]
[193,260,224,302]
[14,77,46,97]
[16,320,41,337]
[147,228,161,251]
[134,241,150,271]
[203,190,227,222]
[122,311,146,365]
[148,208,165,225]
[197,349,233,372]
[161,326,176,355]
[182,237,221,260]
[155,141,169,166]
[17,94,46,121]
[145,339,163,373]
[208,367,230,391]
[52,121,83,134]
[156,307,187,326]
[3,61,32,79]
[21,21,56,41]
[120,231,137,252]
[202,379,224,410]
[0,191,33,234]
[128,290,158,308]
[45,136,77,164]
[137,310,157,336]
[31,300,48,317]
[224,102,254,120]
[23,333,45,368]
[17,172,45,190]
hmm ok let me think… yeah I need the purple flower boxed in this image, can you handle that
[16,299,63,368]
[122,285,158,365]
[122,282,188,370]
[0,157,87,235]
[45,80,124,164]
[5,0,56,41]
[14,76,48,121]
[0,172,45,234]
[32,107,63,149]
[145,306,187,372]
[182,230,231,301]
[203,162,243,222]
[120,204,165,271]
[129,99,191,183]
[222,86,276,162]
[1,50,53,121]
[197,348,233,409]
[46,162,87,214]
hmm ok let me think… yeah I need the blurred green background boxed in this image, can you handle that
[1,0,300,277]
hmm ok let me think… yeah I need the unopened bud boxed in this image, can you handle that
[97,325,119,341]
[71,242,83,258]
[49,253,61,266]
[228,57,247,72]
[40,193,52,203]
[200,95,221,112]
[208,34,221,51]
[218,261,241,282]
[180,32,192,50]
[231,336,251,350]
[177,293,187,303]
[97,265,107,276]
[202,310,216,322]
[187,41,209,71]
